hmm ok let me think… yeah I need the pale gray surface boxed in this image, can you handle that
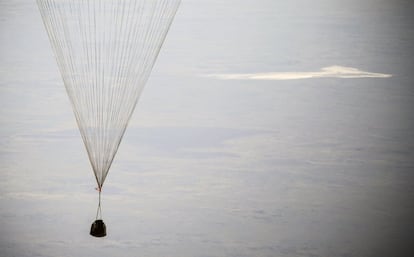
[1,0,414,257]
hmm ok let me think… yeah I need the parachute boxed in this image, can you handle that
[37,0,181,236]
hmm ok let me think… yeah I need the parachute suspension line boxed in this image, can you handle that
[95,189,103,220]
[36,0,181,189]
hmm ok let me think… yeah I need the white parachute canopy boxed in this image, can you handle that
[37,0,181,188]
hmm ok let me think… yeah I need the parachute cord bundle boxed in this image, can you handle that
[37,0,181,188]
